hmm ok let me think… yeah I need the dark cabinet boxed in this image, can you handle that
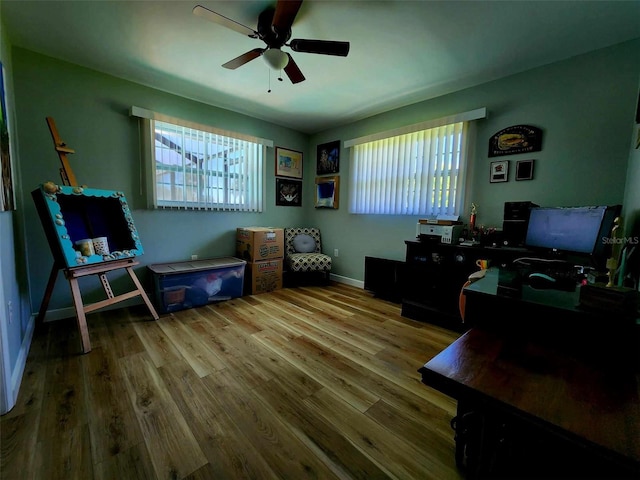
[364,256,405,302]
[401,240,528,331]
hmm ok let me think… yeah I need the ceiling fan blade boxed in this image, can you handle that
[222,48,264,70]
[289,39,350,57]
[272,0,303,32]
[283,53,305,84]
[193,5,258,38]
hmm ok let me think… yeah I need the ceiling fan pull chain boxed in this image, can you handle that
[278,69,283,82]
[267,69,272,93]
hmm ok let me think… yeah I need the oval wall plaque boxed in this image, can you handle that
[488,125,542,157]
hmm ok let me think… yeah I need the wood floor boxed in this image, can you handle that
[1,282,462,480]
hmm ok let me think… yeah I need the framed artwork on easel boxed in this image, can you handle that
[32,184,144,268]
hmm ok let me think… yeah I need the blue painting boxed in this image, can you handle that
[315,176,339,209]
[317,140,340,175]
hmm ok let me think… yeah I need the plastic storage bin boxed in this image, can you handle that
[148,257,246,313]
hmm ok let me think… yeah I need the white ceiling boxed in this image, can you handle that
[2,0,640,134]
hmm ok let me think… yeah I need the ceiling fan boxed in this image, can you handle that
[193,0,350,84]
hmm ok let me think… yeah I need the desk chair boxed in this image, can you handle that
[284,227,332,285]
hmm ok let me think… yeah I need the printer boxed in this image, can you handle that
[416,216,463,244]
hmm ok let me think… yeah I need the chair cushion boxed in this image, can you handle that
[292,233,316,253]
[285,227,322,255]
[287,253,332,273]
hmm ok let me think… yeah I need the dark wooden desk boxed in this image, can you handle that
[463,268,640,369]
[402,241,531,331]
[420,328,640,478]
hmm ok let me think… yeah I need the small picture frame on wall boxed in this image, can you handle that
[490,160,509,183]
[0,62,15,211]
[276,178,302,207]
[316,140,340,175]
[275,147,303,179]
[515,159,535,181]
[315,176,339,209]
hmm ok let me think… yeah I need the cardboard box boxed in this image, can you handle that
[236,227,284,262]
[245,259,283,295]
[148,257,246,313]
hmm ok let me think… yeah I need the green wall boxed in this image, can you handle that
[310,39,640,281]
[12,48,310,313]
[10,39,640,316]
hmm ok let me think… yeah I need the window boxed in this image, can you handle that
[131,107,271,212]
[346,108,485,216]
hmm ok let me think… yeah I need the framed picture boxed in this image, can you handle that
[316,140,340,175]
[275,147,303,179]
[276,178,302,207]
[32,184,144,268]
[0,62,15,211]
[516,159,535,181]
[488,125,542,157]
[490,160,509,183]
[315,176,339,209]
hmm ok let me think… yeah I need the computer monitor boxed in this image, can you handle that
[524,205,621,268]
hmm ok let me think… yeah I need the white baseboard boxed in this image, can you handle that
[330,273,364,289]
[4,313,35,414]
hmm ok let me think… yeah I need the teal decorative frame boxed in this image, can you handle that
[32,182,144,268]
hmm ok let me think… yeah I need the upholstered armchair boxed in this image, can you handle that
[284,227,332,285]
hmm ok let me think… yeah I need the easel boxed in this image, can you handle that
[36,117,159,353]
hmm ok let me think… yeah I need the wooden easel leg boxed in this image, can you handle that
[36,263,60,323]
[125,266,159,320]
[68,277,92,354]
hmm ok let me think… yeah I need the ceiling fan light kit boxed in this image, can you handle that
[263,48,289,70]
[193,0,349,85]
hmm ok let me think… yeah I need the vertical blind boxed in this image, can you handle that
[153,120,264,212]
[345,107,485,216]
[130,106,271,213]
[349,121,468,215]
